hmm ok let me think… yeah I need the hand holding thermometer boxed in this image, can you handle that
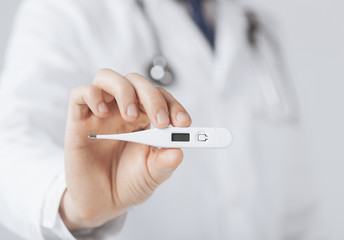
[89,127,232,148]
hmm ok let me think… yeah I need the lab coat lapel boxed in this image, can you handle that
[144,0,213,87]
[212,0,247,97]
[208,3,255,237]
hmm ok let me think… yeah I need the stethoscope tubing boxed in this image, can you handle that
[136,1,298,122]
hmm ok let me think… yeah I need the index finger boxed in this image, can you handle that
[93,69,140,122]
[125,73,170,128]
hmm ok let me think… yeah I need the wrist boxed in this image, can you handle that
[59,190,109,230]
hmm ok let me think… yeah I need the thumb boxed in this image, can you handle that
[147,148,183,185]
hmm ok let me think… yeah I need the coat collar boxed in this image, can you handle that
[140,0,247,92]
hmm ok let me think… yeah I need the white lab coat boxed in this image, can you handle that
[0,0,320,239]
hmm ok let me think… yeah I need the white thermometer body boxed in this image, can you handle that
[89,127,232,149]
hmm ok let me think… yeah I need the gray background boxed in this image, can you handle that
[0,0,343,239]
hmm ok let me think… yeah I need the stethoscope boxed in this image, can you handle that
[137,0,175,86]
[245,10,298,122]
[137,0,298,122]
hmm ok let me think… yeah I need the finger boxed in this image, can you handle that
[147,148,183,185]
[68,85,110,121]
[158,88,192,127]
[125,73,170,128]
[93,69,140,122]
[103,91,114,103]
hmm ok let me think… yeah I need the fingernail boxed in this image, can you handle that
[98,102,109,113]
[157,109,170,125]
[127,103,139,117]
[176,112,189,122]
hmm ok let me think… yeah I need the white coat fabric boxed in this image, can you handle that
[0,0,319,239]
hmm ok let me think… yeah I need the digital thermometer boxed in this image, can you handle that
[89,127,232,148]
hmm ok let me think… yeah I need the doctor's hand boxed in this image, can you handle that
[60,69,191,230]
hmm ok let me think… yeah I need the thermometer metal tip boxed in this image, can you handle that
[88,127,232,149]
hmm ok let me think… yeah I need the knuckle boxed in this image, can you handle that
[96,68,112,76]
[125,72,141,79]
[69,85,84,100]
[69,87,78,99]
[116,81,133,96]
[83,85,97,98]
[94,68,113,84]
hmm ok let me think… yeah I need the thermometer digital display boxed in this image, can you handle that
[171,133,190,142]
[89,127,232,149]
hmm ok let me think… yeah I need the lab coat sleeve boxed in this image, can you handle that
[0,0,125,239]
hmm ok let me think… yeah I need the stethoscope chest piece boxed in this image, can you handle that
[148,55,174,86]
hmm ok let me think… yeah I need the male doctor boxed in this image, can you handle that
[0,0,319,239]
